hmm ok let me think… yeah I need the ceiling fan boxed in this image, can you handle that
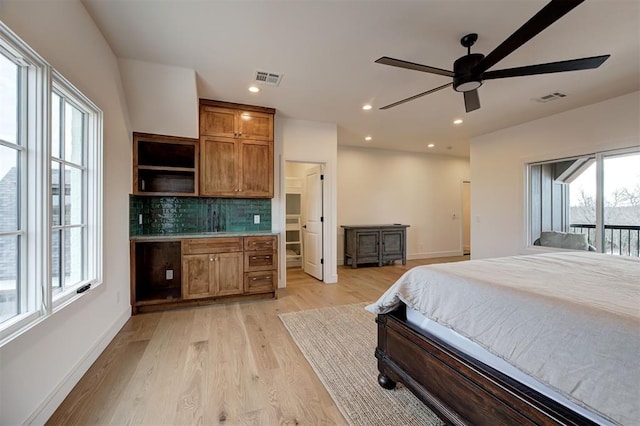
[375,0,610,113]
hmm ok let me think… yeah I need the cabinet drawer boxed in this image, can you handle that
[244,271,277,294]
[244,235,277,251]
[244,250,277,272]
[182,237,242,255]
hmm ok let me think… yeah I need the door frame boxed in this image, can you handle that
[461,180,471,255]
[280,159,327,287]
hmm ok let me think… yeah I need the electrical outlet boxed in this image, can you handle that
[253,214,260,224]
[166,269,174,280]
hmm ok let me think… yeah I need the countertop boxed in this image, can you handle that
[130,230,278,241]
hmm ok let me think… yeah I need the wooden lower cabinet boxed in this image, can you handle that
[131,235,277,314]
[182,251,243,299]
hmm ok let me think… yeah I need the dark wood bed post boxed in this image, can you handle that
[375,308,600,426]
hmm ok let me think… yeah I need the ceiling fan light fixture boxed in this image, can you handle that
[454,80,482,92]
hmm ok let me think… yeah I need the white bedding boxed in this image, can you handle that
[366,252,640,426]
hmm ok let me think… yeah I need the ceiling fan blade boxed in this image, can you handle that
[473,0,584,74]
[464,89,480,113]
[483,55,610,80]
[376,57,454,77]
[380,82,453,110]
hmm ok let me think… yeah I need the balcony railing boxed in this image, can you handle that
[569,224,640,257]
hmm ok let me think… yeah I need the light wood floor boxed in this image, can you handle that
[47,256,469,425]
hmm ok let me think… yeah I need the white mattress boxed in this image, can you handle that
[406,307,614,425]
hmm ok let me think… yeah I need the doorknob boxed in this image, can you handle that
[303,225,307,229]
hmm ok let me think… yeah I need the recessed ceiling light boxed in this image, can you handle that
[453,119,463,125]
[365,136,372,141]
[362,104,372,110]
[427,143,435,148]
[248,85,260,93]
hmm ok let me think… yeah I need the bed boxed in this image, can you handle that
[366,252,640,426]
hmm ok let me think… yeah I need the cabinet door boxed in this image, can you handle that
[355,231,380,263]
[237,110,273,141]
[381,230,404,260]
[214,252,243,296]
[200,106,236,138]
[200,137,238,196]
[182,254,215,299]
[239,140,273,197]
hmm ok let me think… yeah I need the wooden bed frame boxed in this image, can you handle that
[375,306,600,426]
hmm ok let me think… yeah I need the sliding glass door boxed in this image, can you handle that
[529,147,639,257]
[601,151,640,256]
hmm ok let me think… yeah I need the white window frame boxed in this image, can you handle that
[50,71,103,310]
[0,21,103,346]
[526,146,640,254]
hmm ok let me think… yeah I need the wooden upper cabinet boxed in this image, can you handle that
[239,139,273,197]
[200,136,238,197]
[200,102,274,141]
[199,100,275,198]
[200,107,237,139]
[236,110,273,141]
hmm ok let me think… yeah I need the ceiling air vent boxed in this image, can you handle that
[254,70,283,87]
[534,92,567,103]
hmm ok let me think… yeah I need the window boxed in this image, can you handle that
[0,21,102,345]
[51,88,87,293]
[0,46,23,325]
[528,148,640,257]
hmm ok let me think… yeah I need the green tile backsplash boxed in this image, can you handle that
[130,195,271,236]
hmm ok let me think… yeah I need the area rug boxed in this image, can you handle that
[279,303,443,426]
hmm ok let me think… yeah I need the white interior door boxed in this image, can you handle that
[302,165,323,280]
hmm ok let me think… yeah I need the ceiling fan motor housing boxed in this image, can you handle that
[453,53,484,92]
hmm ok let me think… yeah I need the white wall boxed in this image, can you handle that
[0,2,132,424]
[275,118,338,284]
[338,146,470,261]
[470,91,640,260]
[119,58,199,138]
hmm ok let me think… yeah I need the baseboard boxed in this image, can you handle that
[408,250,464,260]
[27,307,131,425]
[337,250,465,266]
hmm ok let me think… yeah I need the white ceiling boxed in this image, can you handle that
[82,0,640,157]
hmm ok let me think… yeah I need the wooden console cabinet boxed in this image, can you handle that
[130,235,278,314]
[342,225,409,268]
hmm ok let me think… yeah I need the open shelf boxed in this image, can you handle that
[286,213,302,266]
[134,241,182,303]
[133,133,199,196]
